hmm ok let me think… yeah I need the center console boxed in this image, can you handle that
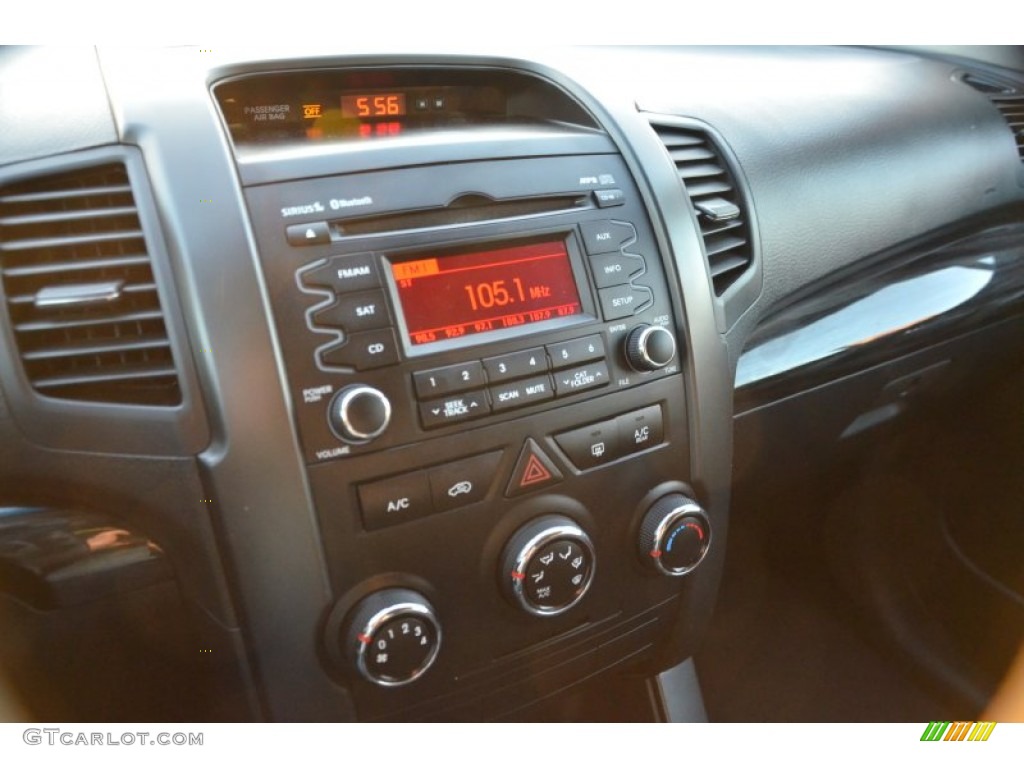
[220,64,720,721]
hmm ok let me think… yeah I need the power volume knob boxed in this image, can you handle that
[624,324,676,372]
[343,588,441,687]
[328,385,391,443]
[638,494,711,577]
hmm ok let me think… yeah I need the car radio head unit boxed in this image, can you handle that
[244,153,683,463]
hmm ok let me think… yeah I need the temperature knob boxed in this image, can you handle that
[328,385,391,443]
[624,324,676,372]
[638,494,710,576]
[343,588,441,687]
[501,516,595,617]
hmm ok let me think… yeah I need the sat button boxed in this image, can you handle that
[312,289,390,333]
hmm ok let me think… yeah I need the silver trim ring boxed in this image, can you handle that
[332,385,391,442]
[636,325,676,370]
[651,503,710,577]
[509,522,596,617]
[354,601,442,687]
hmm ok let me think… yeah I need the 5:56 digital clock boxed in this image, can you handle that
[340,92,407,119]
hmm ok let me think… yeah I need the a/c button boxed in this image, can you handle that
[359,471,432,531]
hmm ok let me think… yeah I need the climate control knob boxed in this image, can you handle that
[328,385,391,443]
[638,494,710,576]
[501,515,595,617]
[343,588,441,687]
[624,324,676,372]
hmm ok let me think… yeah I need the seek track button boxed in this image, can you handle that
[419,390,490,429]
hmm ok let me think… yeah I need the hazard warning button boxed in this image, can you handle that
[505,438,563,497]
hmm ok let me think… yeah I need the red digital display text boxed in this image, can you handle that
[392,240,583,346]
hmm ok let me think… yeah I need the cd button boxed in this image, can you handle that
[413,361,486,399]
[579,220,636,255]
[589,252,645,289]
[552,361,610,396]
[319,328,399,370]
[554,419,622,470]
[489,374,554,412]
[546,335,605,370]
[428,451,503,512]
[301,253,380,293]
[482,347,548,383]
[359,471,433,531]
[312,289,390,333]
[419,390,490,429]
[598,284,653,321]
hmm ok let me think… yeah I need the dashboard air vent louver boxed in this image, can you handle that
[0,163,182,406]
[962,73,1024,163]
[650,122,753,296]
[991,94,1024,162]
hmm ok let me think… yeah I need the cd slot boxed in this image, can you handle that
[333,193,590,237]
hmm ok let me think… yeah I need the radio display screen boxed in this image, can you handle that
[391,240,584,346]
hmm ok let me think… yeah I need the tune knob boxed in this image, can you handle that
[501,516,595,617]
[343,588,441,687]
[328,385,391,443]
[638,494,710,576]
[624,324,676,372]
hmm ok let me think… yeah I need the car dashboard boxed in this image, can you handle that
[0,45,1022,723]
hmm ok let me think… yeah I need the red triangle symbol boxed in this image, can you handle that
[520,454,552,486]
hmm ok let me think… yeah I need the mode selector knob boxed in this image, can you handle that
[328,385,391,443]
[624,324,676,372]
[343,588,441,687]
[638,494,711,577]
[501,515,595,617]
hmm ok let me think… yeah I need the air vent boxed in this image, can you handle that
[650,122,754,296]
[991,94,1024,163]
[0,163,181,405]
[962,73,1024,163]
